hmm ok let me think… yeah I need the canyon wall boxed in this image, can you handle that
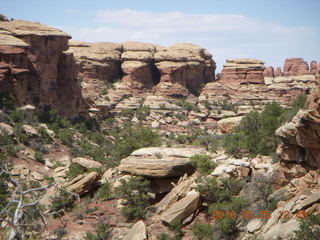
[0,19,87,118]
[276,68,320,168]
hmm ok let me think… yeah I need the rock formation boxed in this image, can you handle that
[283,58,311,76]
[263,66,274,78]
[0,20,87,118]
[68,41,216,103]
[274,67,283,77]
[310,60,319,74]
[199,58,316,120]
[118,147,206,178]
[220,59,265,85]
[276,69,320,168]
[154,43,215,97]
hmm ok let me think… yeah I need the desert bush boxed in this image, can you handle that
[223,97,307,158]
[209,196,248,237]
[71,141,106,163]
[190,154,217,175]
[196,134,221,152]
[115,176,150,221]
[291,213,320,240]
[176,100,196,111]
[34,151,44,164]
[84,221,111,240]
[50,188,76,217]
[192,223,215,240]
[221,100,238,113]
[0,92,15,110]
[67,163,85,180]
[96,181,112,200]
[136,106,150,121]
[37,126,51,143]
[0,171,9,209]
[56,128,75,147]
[110,126,161,166]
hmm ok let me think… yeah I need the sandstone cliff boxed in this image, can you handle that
[67,41,216,102]
[199,58,316,120]
[0,19,87,118]
[276,68,320,168]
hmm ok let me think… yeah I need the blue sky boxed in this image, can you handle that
[2,0,320,71]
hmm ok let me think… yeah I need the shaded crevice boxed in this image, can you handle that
[151,63,160,85]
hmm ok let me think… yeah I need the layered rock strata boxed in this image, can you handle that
[199,58,316,119]
[67,42,216,103]
[276,69,320,168]
[220,59,265,85]
[0,19,87,118]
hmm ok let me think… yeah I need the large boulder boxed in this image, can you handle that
[118,147,206,178]
[123,220,147,240]
[160,190,201,225]
[40,172,100,209]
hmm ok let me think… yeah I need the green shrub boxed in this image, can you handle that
[157,233,173,240]
[56,128,75,147]
[111,126,161,166]
[67,163,85,180]
[115,176,150,221]
[38,126,51,143]
[223,98,307,158]
[0,92,15,110]
[84,221,111,240]
[176,100,196,111]
[71,141,106,163]
[190,154,217,175]
[5,144,17,156]
[291,213,320,240]
[0,170,9,209]
[176,134,192,144]
[196,135,221,152]
[96,182,112,200]
[100,88,108,95]
[195,177,220,203]
[136,106,150,121]
[195,177,243,203]
[192,223,215,240]
[50,188,76,217]
[204,100,212,110]
[223,103,283,157]
[35,151,44,163]
[120,109,135,118]
[221,100,238,113]
[209,196,248,237]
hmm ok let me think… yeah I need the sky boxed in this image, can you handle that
[2,0,320,71]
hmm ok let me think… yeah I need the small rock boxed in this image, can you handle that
[247,219,263,233]
[123,220,147,240]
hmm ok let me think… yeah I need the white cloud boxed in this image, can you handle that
[62,9,320,71]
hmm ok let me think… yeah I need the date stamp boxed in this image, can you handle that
[211,210,309,220]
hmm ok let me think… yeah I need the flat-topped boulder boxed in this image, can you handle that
[118,147,207,178]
